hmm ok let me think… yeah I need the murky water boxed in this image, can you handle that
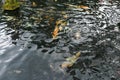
[0,0,120,80]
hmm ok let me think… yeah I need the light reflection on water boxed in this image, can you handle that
[0,23,12,54]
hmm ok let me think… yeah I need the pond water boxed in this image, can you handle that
[0,0,120,80]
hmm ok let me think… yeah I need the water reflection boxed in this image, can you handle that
[0,22,12,53]
[0,0,120,80]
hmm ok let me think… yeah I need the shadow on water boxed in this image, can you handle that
[0,0,120,80]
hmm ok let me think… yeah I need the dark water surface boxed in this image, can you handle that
[0,0,120,80]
